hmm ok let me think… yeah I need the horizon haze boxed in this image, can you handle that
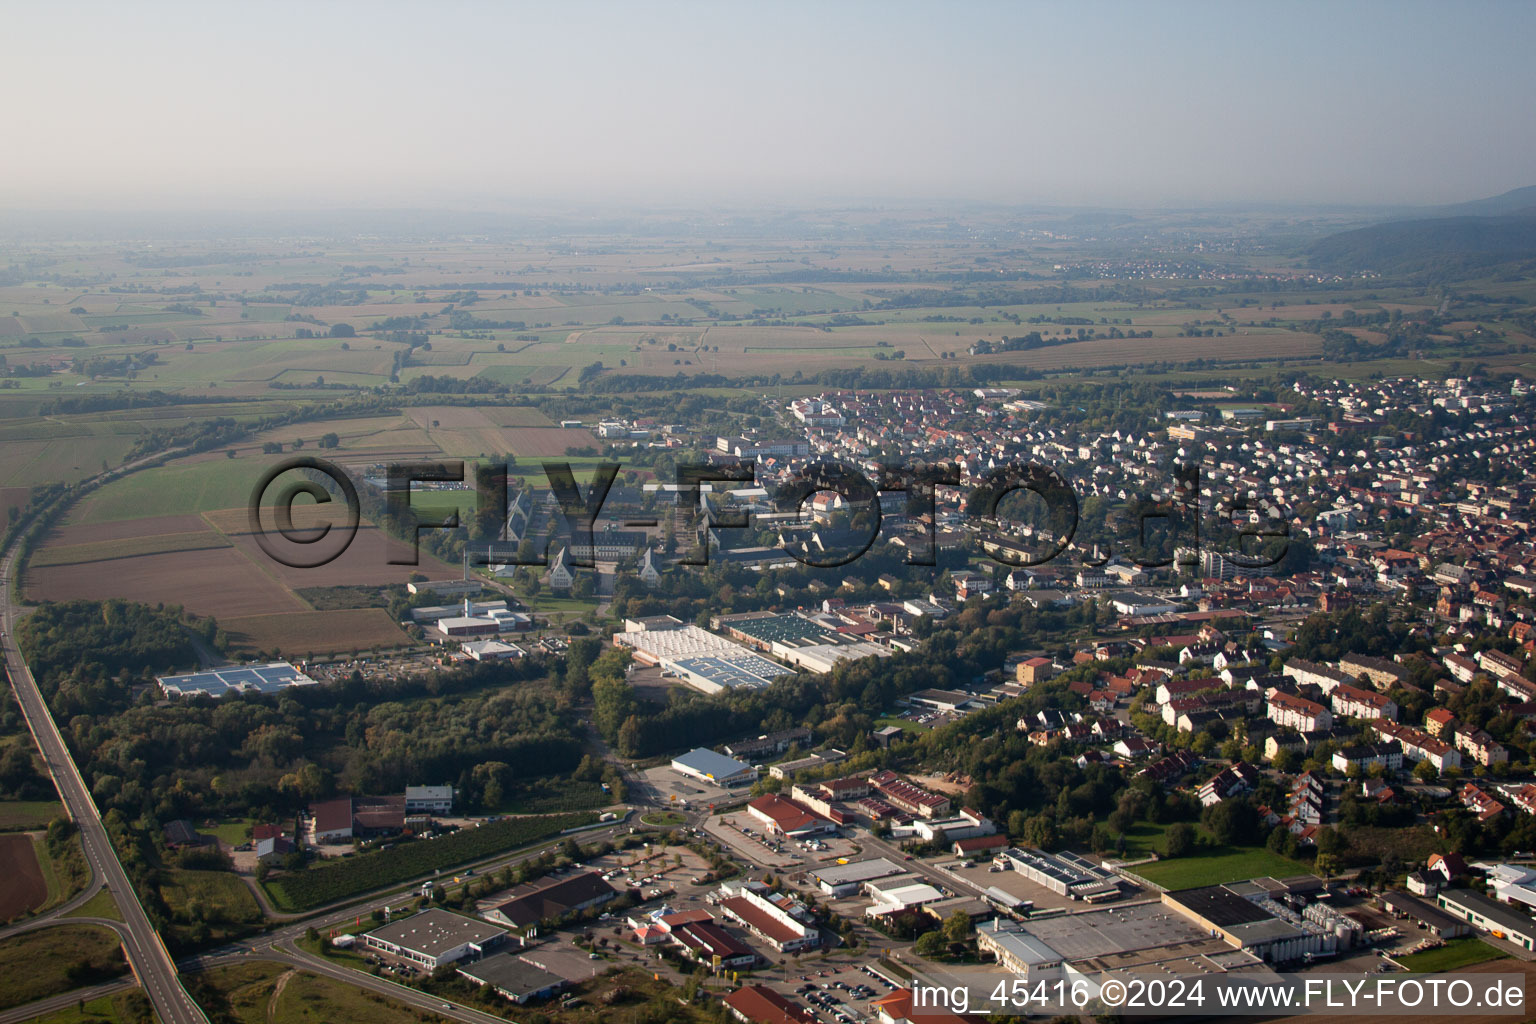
[4,0,1535,211]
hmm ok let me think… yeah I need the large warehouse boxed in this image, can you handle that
[158,662,317,698]
[994,847,1122,901]
[1162,883,1338,962]
[614,623,791,694]
[671,748,758,787]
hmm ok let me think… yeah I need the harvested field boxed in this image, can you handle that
[478,406,559,428]
[504,427,586,457]
[45,514,210,547]
[407,405,519,455]
[27,547,305,618]
[0,833,47,919]
[224,522,459,589]
[31,530,232,568]
[222,608,409,656]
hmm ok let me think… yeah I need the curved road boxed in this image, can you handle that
[2,535,209,1022]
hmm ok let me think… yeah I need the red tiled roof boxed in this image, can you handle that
[723,985,816,1024]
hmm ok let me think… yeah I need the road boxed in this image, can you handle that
[857,833,986,899]
[0,499,210,1022]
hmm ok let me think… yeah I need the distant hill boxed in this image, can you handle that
[1308,200,1536,277]
[1423,185,1536,219]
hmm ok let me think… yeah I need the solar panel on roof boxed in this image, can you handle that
[158,661,317,697]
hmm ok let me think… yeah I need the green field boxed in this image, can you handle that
[1133,845,1312,890]
[261,811,596,911]
[160,869,263,927]
[69,458,270,523]
[1396,938,1506,972]
[0,924,126,1010]
[65,887,125,922]
[30,530,232,566]
[184,961,451,1024]
[24,990,153,1024]
[0,800,64,832]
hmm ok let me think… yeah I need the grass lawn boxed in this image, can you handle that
[1133,845,1312,890]
[0,924,126,1010]
[30,831,63,907]
[641,811,686,827]
[0,800,64,831]
[874,716,929,734]
[203,818,255,846]
[25,990,153,1024]
[65,887,125,922]
[1396,938,1506,972]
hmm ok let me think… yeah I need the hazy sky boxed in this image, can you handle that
[4,0,1534,210]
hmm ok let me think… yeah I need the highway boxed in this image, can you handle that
[0,541,210,1024]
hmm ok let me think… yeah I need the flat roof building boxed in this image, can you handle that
[994,847,1122,901]
[456,952,567,1005]
[363,908,506,969]
[404,785,454,814]
[1162,884,1336,962]
[158,661,317,698]
[809,858,907,897]
[1437,888,1536,951]
[976,921,1064,980]
[671,748,758,788]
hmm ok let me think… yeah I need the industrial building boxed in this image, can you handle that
[865,881,946,917]
[992,847,1122,901]
[1437,888,1536,950]
[404,785,454,814]
[614,623,791,694]
[485,871,618,930]
[808,858,907,897]
[1162,881,1341,962]
[976,921,1064,980]
[157,661,317,698]
[718,888,818,952]
[363,908,507,969]
[456,953,568,1005]
[461,639,525,661]
[670,748,758,788]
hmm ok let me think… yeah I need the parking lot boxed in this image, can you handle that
[757,958,901,1024]
[638,765,748,812]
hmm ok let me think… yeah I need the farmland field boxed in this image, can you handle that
[261,811,596,911]
[222,608,410,656]
[0,801,64,832]
[30,530,232,567]
[0,924,126,1010]
[0,833,47,918]
[27,546,306,618]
